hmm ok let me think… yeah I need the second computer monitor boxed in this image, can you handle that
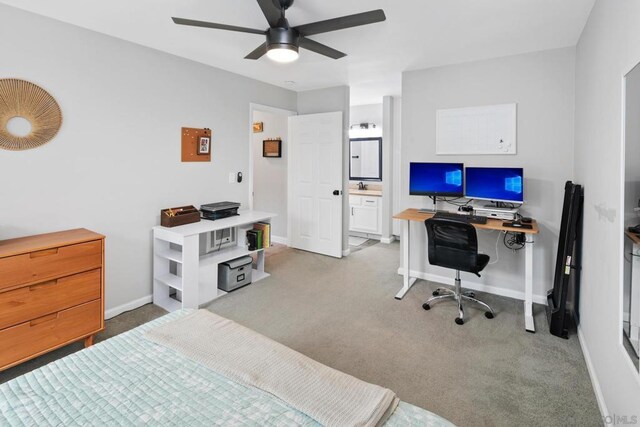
[465,167,524,203]
[409,162,464,197]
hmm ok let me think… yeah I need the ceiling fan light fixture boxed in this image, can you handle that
[172,3,386,62]
[266,44,299,63]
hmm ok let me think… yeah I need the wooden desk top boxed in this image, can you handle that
[625,230,640,245]
[393,208,540,234]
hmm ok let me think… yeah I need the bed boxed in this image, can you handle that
[0,310,453,426]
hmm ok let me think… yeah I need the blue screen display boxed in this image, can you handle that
[409,163,464,196]
[465,167,524,203]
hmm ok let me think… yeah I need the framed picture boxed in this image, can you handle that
[198,136,211,155]
[253,122,264,133]
[263,139,282,158]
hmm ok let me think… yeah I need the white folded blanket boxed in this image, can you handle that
[144,310,399,427]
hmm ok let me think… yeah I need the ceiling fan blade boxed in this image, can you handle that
[299,37,346,59]
[172,17,265,35]
[256,0,282,27]
[294,9,386,37]
[245,42,268,60]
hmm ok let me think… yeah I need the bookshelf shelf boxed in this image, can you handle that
[157,248,183,263]
[203,246,262,264]
[152,210,276,312]
[155,273,183,291]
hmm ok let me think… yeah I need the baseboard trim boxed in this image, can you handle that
[397,268,547,304]
[349,231,381,241]
[380,236,396,244]
[342,248,351,257]
[577,324,608,418]
[105,295,153,320]
[271,235,289,246]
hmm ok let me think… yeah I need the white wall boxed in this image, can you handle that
[401,47,576,302]
[252,110,289,240]
[297,86,351,254]
[349,103,383,140]
[392,97,403,236]
[0,5,297,314]
[574,0,640,417]
[381,97,394,241]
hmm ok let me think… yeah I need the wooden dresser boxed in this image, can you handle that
[0,229,105,371]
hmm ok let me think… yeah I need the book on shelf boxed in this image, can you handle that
[253,222,271,248]
[255,229,263,249]
[246,230,259,250]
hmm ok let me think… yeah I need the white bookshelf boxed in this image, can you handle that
[152,210,275,312]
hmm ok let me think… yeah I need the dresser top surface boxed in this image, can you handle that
[0,229,104,258]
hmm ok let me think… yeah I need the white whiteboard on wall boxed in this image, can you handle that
[436,103,517,155]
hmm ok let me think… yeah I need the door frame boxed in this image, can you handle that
[248,103,297,211]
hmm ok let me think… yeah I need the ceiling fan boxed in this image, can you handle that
[172,0,386,63]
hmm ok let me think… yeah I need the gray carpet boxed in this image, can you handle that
[0,242,601,427]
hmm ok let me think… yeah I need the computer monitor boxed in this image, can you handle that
[409,162,464,197]
[465,167,524,203]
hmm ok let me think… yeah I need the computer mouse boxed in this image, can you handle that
[521,217,532,224]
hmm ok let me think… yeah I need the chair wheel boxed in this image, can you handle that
[422,303,431,310]
[455,317,464,325]
[485,312,494,319]
[467,292,475,298]
[432,290,439,296]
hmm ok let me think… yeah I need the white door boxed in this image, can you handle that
[288,111,343,258]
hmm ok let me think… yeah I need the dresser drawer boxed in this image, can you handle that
[0,240,102,291]
[0,300,102,370]
[0,269,101,330]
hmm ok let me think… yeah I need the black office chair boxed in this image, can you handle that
[422,218,495,325]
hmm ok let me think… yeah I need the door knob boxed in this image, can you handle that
[333,190,341,196]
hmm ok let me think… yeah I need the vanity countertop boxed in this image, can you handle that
[349,189,382,197]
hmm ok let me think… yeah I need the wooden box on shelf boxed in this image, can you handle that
[161,205,201,228]
[0,228,105,371]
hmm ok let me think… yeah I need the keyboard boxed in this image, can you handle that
[432,211,488,225]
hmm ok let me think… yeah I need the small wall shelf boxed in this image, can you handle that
[263,138,282,158]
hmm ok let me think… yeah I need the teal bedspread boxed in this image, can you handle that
[0,311,453,426]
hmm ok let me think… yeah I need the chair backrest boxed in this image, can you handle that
[424,218,480,273]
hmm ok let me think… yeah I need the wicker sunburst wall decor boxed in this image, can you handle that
[0,79,62,151]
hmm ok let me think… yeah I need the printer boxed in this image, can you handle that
[200,201,240,221]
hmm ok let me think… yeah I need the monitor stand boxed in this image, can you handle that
[419,196,438,213]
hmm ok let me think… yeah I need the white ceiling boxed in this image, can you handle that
[0,0,595,105]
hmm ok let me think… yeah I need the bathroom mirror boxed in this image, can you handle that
[623,62,640,371]
[349,137,382,181]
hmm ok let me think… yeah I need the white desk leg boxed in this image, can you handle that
[395,219,417,300]
[181,234,200,310]
[524,235,535,332]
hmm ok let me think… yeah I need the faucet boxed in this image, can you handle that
[358,181,366,190]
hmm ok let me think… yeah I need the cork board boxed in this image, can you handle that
[181,127,212,162]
